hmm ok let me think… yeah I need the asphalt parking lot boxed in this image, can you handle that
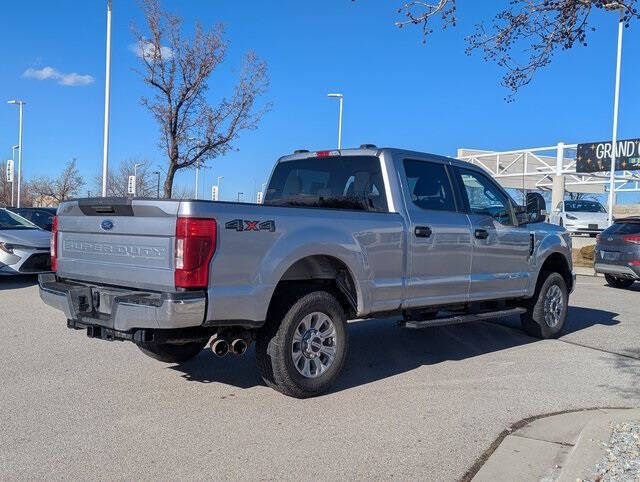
[1,275,638,480]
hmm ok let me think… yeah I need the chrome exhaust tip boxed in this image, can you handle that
[230,338,248,356]
[211,339,229,357]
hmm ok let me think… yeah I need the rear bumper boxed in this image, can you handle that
[594,263,640,279]
[38,274,206,332]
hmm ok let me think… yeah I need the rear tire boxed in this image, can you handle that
[604,273,635,289]
[256,291,348,398]
[137,340,207,363]
[521,272,568,339]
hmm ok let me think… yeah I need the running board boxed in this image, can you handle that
[401,307,527,329]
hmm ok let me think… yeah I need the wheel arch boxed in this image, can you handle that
[534,251,573,295]
[265,254,361,322]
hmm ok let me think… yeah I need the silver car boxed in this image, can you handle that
[0,208,52,275]
[549,200,608,236]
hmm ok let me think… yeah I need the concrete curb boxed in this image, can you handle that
[466,407,638,482]
[574,266,601,277]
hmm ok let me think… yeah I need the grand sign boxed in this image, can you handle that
[576,138,640,173]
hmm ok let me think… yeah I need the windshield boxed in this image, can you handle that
[0,208,39,230]
[564,201,606,213]
[264,156,388,212]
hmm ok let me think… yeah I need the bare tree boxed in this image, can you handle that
[133,0,271,197]
[390,0,639,98]
[169,184,195,200]
[94,158,158,198]
[29,159,85,206]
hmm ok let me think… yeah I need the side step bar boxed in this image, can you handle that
[401,307,527,329]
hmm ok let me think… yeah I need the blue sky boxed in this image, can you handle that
[0,0,638,203]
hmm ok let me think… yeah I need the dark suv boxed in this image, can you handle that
[595,217,640,288]
[7,207,57,231]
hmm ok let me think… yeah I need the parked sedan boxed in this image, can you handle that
[0,208,52,275]
[594,216,640,288]
[7,207,57,231]
[549,200,609,236]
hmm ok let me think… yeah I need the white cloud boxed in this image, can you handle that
[129,41,173,60]
[23,66,94,86]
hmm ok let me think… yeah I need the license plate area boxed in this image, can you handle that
[601,251,619,261]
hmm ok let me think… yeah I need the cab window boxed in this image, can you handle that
[457,168,513,226]
[403,159,456,212]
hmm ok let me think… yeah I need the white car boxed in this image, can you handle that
[549,200,608,236]
[0,208,52,275]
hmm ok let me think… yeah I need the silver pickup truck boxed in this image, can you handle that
[39,146,574,398]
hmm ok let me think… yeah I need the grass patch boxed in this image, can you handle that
[573,245,595,268]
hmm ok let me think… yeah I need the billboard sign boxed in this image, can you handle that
[576,138,640,173]
[6,160,13,183]
[128,175,136,195]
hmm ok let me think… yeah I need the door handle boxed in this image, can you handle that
[414,226,432,238]
[474,229,489,240]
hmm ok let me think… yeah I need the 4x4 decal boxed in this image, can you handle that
[225,219,276,232]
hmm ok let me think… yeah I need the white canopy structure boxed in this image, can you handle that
[457,143,640,210]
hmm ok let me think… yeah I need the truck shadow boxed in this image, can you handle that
[494,305,620,336]
[170,305,619,393]
[0,275,38,291]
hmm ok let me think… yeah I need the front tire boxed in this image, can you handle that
[137,340,208,363]
[521,272,568,339]
[256,291,348,398]
[604,273,635,289]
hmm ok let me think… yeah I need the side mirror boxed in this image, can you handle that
[525,192,547,224]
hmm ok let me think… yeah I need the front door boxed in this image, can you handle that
[454,167,532,301]
[401,158,473,308]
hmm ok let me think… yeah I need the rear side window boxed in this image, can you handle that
[403,159,456,212]
[264,156,388,212]
[602,221,640,235]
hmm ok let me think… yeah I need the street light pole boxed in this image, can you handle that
[606,5,624,226]
[195,161,201,199]
[327,93,343,149]
[153,171,160,198]
[11,145,19,207]
[101,0,113,197]
[216,176,223,200]
[134,163,141,197]
[7,100,24,208]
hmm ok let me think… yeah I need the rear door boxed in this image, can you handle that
[56,199,180,292]
[453,167,532,300]
[399,157,472,307]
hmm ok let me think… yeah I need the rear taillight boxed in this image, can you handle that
[174,217,216,289]
[50,216,58,272]
[623,235,640,244]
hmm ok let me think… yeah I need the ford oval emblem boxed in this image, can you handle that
[101,220,114,231]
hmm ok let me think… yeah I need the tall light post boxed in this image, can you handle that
[11,145,19,207]
[237,192,243,202]
[134,163,141,197]
[7,100,25,208]
[606,3,624,226]
[153,171,160,198]
[101,0,113,197]
[194,160,203,199]
[327,93,343,149]
[216,176,223,200]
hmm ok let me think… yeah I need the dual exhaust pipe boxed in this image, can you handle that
[210,337,248,357]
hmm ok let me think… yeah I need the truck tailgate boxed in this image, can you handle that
[56,199,180,292]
